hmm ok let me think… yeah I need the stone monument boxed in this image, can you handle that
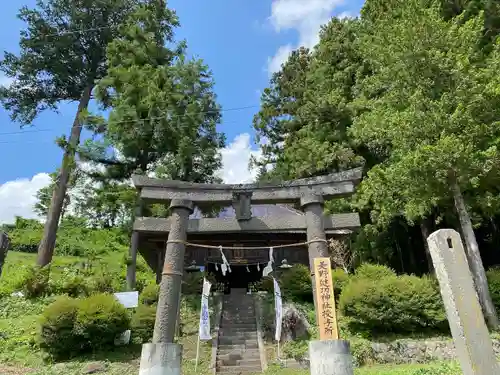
[427,229,500,375]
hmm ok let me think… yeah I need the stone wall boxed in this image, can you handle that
[369,337,500,364]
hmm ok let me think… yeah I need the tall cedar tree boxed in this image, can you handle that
[351,0,500,328]
[79,2,224,222]
[0,0,152,267]
[81,2,225,182]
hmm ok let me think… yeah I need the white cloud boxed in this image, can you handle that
[267,0,345,74]
[0,73,14,88]
[0,173,52,224]
[218,133,262,184]
[0,134,262,223]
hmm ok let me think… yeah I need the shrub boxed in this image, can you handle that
[487,267,500,312]
[49,269,88,297]
[282,339,308,360]
[252,276,273,293]
[353,263,396,281]
[13,265,50,298]
[182,272,204,295]
[89,270,119,294]
[39,293,131,358]
[331,268,349,299]
[74,293,130,351]
[140,283,159,306]
[339,274,447,334]
[350,337,375,367]
[131,304,156,344]
[280,264,312,302]
[39,296,80,358]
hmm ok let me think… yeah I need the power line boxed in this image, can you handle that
[0,105,259,138]
[34,26,113,39]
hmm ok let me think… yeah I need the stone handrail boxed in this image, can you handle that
[210,292,224,374]
[254,292,268,372]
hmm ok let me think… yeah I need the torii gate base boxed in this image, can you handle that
[139,343,181,375]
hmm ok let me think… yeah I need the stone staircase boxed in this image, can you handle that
[216,289,262,374]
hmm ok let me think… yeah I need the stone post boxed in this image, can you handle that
[301,194,329,309]
[427,229,499,375]
[153,199,193,343]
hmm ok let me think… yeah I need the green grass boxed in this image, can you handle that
[262,362,461,375]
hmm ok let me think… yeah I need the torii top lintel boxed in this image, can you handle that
[132,167,363,205]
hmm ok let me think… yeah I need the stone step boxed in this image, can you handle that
[218,332,258,339]
[222,311,255,316]
[217,347,260,355]
[217,365,261,373]
[220,323,256,329]
[222,319,256,324]
[218,343,259,351]
[217,352,260,361]
[217,358,262,367]
[221,320,256,326]
[218,337,258,345]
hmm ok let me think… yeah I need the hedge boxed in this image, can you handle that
[339,271,448,334]
[39,294,130,358]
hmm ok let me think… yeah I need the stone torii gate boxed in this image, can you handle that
[131,168,362,375]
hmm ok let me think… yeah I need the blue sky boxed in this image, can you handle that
[0,0,365,222]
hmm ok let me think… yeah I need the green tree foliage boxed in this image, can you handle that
[81,2,225,184]
[255,0,500,328]
[0,0,153,267]
[34,165,82,220]
[351,0,500,328]
[73,181,136,229]
[252,47,311,180]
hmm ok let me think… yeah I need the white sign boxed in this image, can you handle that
[274,277,283,342]
[198,278,212,340]
[114,291,139,308]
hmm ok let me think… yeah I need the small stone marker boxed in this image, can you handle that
[427,229,500,375]
[313,257,339,340]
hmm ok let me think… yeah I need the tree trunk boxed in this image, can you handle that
[420,219,434,274]
[36,85,93,267]
[450,179,499,330]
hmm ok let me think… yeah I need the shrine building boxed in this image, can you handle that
[127,169,362,292]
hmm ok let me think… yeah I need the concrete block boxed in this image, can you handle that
[139,343,182,375]
[309,340,353,375]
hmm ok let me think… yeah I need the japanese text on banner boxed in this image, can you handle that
[198,278,212,340]
[274,277,283,342]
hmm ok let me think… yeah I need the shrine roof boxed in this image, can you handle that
[189,204,302,219]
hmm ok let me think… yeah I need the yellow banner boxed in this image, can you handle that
[313,257,339,340]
